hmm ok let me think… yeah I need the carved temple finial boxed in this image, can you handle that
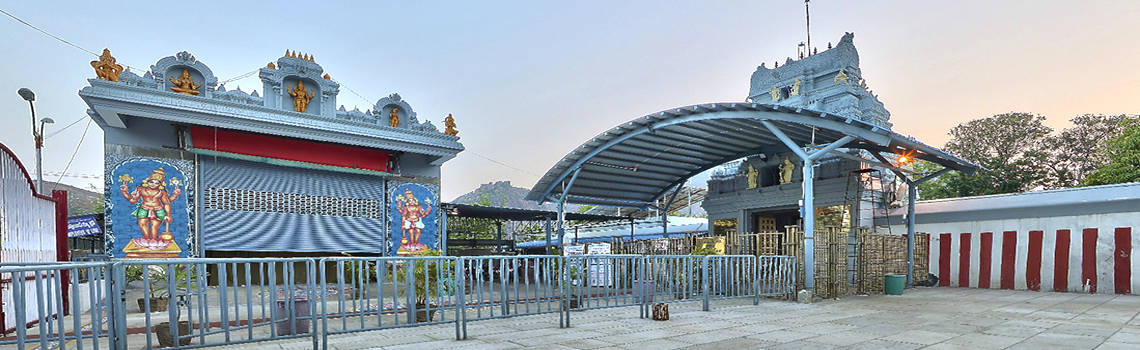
[91,48,124,82]
[287,80,315,113]
[323,73,331,80]
[169,68,202,95]
[267,62,276,69]
[389,107,400,127]
[444,114,458,136]
[285,50,293,58]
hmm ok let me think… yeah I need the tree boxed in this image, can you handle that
[1081,122,1140,186]
[1034,114,1140,189]
[920,113,1052,199]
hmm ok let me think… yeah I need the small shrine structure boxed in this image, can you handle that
[80,50,464,259]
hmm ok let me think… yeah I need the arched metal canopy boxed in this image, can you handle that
[527,102,980,208]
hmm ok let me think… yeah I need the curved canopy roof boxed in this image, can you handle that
[527,102,980,208]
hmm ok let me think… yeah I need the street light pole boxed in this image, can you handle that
[18,88,52,193]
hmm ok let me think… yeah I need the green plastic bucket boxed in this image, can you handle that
[884,274,905,295]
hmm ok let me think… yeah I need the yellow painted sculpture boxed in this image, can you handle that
[169,69,202,95]
[769,86,780,101]
[745,164,759,189]
[91,48,124,82]
[779,157,795,184]
[287,80,315,113]
[835,69,848,83]
[444,114,458,136]
[389,108,400,127]
[790,78,801,96]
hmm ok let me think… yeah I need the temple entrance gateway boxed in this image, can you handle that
[528,33,981,295]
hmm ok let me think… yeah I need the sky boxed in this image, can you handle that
[1,1,1138,202]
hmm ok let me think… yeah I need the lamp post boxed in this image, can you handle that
[18,88,53,193]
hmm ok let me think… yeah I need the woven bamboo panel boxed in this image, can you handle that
[813,226,849,299]
[855,231,930,294]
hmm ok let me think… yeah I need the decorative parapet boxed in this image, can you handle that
[79,50,464,163]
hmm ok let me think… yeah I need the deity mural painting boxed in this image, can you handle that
[109,158,191,258]
[388,183,438,256]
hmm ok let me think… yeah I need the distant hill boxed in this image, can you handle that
[450,181,580,212]
[41,181,103,216]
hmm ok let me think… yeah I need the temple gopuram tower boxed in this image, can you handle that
[705,33,896,238]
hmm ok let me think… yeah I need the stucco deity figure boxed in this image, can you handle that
[169,69,202,95]
[769,86,780,101]
[779,157,795,184]
[835,69,849,83]
[91,48,124,82]
[444,114,458,136]
[120,168,182,250]
[790,78,801,96]
[389,108,400,127]
[745,164,759,189]
[287,80,315,113]
[396,188,433,252]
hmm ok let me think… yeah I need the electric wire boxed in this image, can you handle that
[467,150,541,178]
[1,7,145,72]
[44,115,88,139]
[47,119,93,193]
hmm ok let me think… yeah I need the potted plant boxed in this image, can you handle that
[389,249,454,323]
[147,264,200,347]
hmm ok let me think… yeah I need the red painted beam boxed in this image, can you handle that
[1026,230,1043,291]
[979,232,993,289]
[1115,227,1132,295]
[1001,231,1017,290]
[959,233,972,288]
[1082,228,1098,294]
[1055,229,1070,292]
[939,233,951,287]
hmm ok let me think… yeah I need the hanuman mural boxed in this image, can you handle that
[389,183,437,256]
[110,158,191,258]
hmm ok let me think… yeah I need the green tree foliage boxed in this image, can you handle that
[1082,122,1140,186]
[919,113,1052,199]
[1033,114,1139,189]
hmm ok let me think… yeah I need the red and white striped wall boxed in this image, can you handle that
[929,227,1137,294]
[889,183,1140,295]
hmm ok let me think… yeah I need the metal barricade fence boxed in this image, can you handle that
[0,262,117,350]
[316,256,461,347]
[119,258,320,349]
[2,255,796,348]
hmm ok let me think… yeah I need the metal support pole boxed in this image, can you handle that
[907,183,917,288]
[545,216,553,255]
[801,158,816,292]
[556,168,583,252]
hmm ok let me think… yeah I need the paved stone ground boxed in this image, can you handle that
[218,287,1140,349]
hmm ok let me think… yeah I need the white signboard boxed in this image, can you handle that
[563,244,585,256]
[587,243,613,287]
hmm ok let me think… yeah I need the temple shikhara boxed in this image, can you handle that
[79,50,464,259]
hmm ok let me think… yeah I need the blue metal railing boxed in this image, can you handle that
[0,254,795,349]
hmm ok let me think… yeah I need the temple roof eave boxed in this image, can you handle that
[79,81,464,159]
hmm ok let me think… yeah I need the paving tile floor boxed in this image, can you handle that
[222,287,1140,349]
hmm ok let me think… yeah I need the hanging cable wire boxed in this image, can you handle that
[328,77,373,109]
[467,150,541,178]
[45,115,88,139]
[219,69,259,86]
[1,7,145,72]
[47,119,93,193]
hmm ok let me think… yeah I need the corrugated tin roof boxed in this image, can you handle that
[528,102,980,208]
